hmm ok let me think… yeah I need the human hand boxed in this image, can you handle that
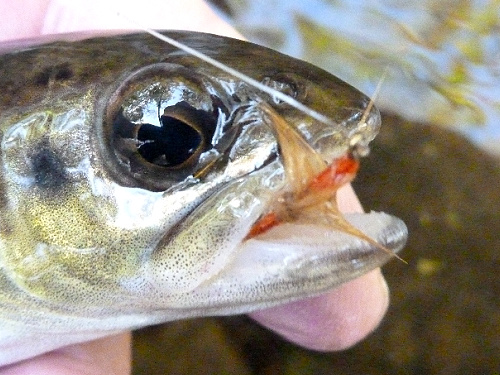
[0,1,389,373]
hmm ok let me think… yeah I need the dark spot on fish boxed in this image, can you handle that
[34,69,51,86]
[30,143,68,191]
[33,63,74,87]
[54,64,74,80]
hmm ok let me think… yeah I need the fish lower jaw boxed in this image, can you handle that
[159,211,407,315]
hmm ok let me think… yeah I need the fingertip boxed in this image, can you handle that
[250,269,389,351]
[336,183,364,214]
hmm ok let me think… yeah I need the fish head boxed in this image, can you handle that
[0,31,407,364]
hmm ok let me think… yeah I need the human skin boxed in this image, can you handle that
[0,1,390,373]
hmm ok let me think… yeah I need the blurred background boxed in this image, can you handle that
[133,1,500,374]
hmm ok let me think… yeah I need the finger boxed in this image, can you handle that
[42,0,241,38]
[336,183,364,213]
[250,269,390,351]
[0,332,132,375]
[249,184,390,351]
[0,0,51,41]
[0,0,242,43]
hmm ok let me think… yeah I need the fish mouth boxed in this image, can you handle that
[161,211,407,315]
[220,212,406,302]
[147,103,408,313]
[197,105,408,310]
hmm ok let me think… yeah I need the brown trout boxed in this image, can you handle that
[0,31,407,365]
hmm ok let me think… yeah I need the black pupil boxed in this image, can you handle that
[137,115,201,167]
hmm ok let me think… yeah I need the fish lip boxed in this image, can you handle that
[279,216,407,278]
[170,212,407,313]
[236,211,408,284]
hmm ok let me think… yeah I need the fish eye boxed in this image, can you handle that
[99,63,220,191]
